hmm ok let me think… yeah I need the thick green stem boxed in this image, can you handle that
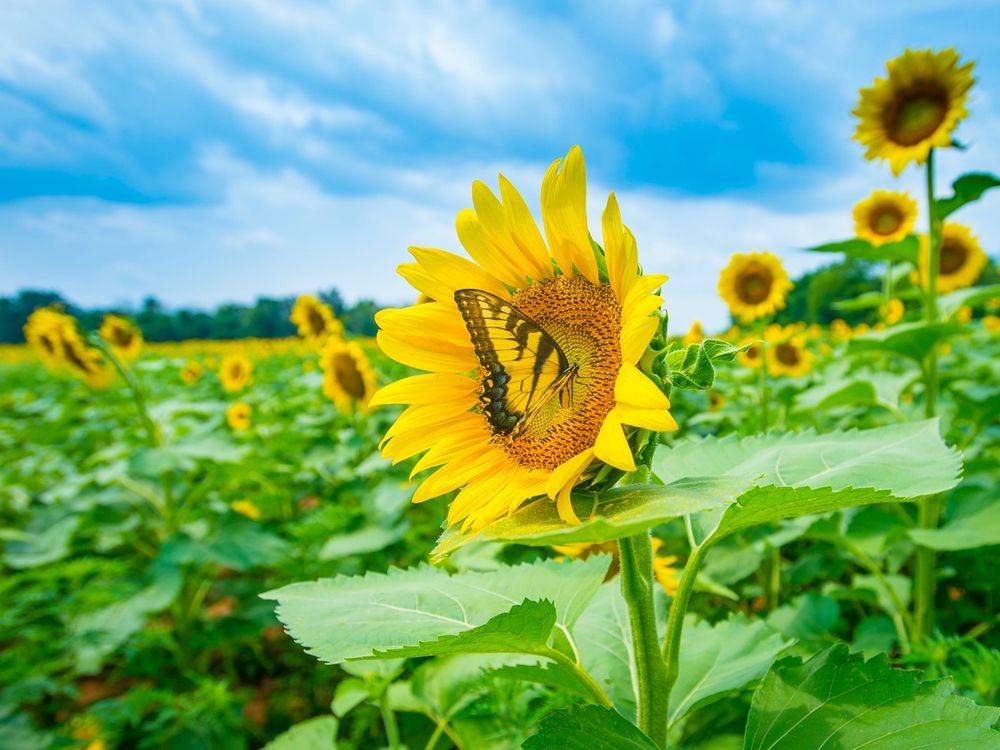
[662,538,713,733]
[758,345,769,433]
[767,547,781,612]
[914,148,942,642]
[619,533,669,748]
[380,695,401,750]
[546,648,614,709]
[882,260,894,322]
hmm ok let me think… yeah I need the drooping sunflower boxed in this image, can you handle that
[226,401,252,431]
[180,360,203,385]
[371,146,677,531]
[320,338,377,413]
[765,326,814,378]
[290,295,344,347]
[24,307,111,388]
[99,314,143,362]
[718,252,792,324]
[23,307,72,370]
[853,48,975,175]
[918,222,988,293]
[853,191,918,246]
[219,354,253,392]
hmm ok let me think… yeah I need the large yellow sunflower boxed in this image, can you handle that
[320,338,377,413]
[371,146,677,531]
[718,252,792,324]
[226,401,252,431]
[24,308,111,388]
[765,326,814,379]
[290,295,344,347]
[853,48,975,175]
[918,222,988,293]
[219,354,253,392]
[99,314,143,362]
[853,190,918,246]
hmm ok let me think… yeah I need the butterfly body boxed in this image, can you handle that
[455,289,579,438]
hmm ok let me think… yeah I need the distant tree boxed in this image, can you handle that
[0,290,65,343]
[319,288,346,317]
[341,299,379,337]
[775,260,879,326]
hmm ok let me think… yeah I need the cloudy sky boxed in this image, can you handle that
[2,0,998,330]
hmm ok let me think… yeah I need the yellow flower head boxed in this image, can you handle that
[651,539,680,597]
[98,314,143,362]
[829,318,852,342]
[737,337,763,370]
[983,314,1000,332]
[226,401,252,431]
[765,326,814,378]
[918,223,987,293]
[23,307,72,370]
[180,360,203,385]
[320,338,377,413]
[371,146,677,530]
[853,48,975,175]
[718,252,792,324]
[290,295,344,346]
[231,499,261,520]
[24,307,111,388]
[885,298,906,325]
[682,320,704,347]
[955,305,973,324]
[853,191,918,246]
[219,354,253,392]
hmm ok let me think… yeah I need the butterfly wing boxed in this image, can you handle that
[454,289,574,435]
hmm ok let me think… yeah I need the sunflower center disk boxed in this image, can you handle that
[886,87,948,146]
[489,275,622,472]
[939,240,968,275]
[332,353,367,399]
[775,342,800,366]
[872,205,903,235]
[736,266,773,304]
[307,307,326,336]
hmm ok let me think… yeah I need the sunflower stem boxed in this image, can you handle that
[90,336,161,447]
[914,147,942,643]
[758,342,769,433]
[618,533,669,748]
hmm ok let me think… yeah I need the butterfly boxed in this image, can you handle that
[454,289,579,437]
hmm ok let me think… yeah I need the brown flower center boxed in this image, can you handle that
[938,239,968,275]
[885,86,949,146]
[331,352,366,399]
[307,306,327,337]
[775,342,800,366]
[871,204,903,236]
[745,343,760,361]
[490,275,622,472]
[111,326,134,348]
[736,265,774,304]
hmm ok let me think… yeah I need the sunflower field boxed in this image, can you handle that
[3,48,1000,750]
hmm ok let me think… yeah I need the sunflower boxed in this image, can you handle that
[290,295,344,347]
[651,539,680,598]
[23,307,72,370]
[918,222,988,293]
[320,338,377,413]
[718,252,792,324]
[885,298,906,325]
[765,326,814,378]
[219,354,253,392]
[955,305,973,324]
[736,337,763,370]
[682,321,704,347]
[24,308,111,388]
[98,314,143,362]
[553,539,679,595]
[180,361,203,385]
[983,314,1000,332]
[226,401,252,431]
[829,319,852,342]
[853,48,975,175]
[853,191,918,246]
[371,146,677,530]
[231,499,261,520]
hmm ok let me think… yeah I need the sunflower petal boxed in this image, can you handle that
[593,410,636,472]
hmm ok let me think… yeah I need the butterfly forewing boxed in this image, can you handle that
[454,289,575,435]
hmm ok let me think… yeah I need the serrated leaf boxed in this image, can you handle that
[524,705,658,750]
[261,556,608,664]
[806,236,918,264]
[937,172,1000,219]
[848,321,961,361]
[262,716,338,750]
[669,615,790,727]
[744,645,1000,749]
[668,339,749,390]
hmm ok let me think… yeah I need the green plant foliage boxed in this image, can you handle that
[805,236,918,264]
[848,321,963,361]
[668,339,750,391]
[937,172,1000,218]
[524,704,659,750]
[261,715,339,750]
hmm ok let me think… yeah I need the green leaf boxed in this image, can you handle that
[375,599,555,658]
[669,614,790,727]
[524,705,658,750]
[744,645,1000,749]
[668,339,749,390]
[767,593,840,643]
[261,556,608,664]
[318,522,408,560]
[909,494,1000,550]
[574,582,639,722]
[432,476,751,557]
[261,716,338,750]
[164,515,290,571]
[832,290,886,313]
[3,514,80,569]
[806,236,918,264]
[939,284,1000,319]
[795,371,913,412]
[848,321,961,361]
[937,172,1000,219]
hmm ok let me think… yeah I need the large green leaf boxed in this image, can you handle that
[937,172,1000,219]
[806,236,918,264]
[744,645,1000,749]
[261,556,608,664]
[668,339,748,391]
[669,615,790,727]
[3,514,79,569]
[909,493,1000,550]
[261,716,338,750]
[432,476,751,557]
[574,583,638,722]
[795,370,913,412]
[848,321,961,361]
[318,522,408,560]
[523,705,658,750]
[939,284,1000,319]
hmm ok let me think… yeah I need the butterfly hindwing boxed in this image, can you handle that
[454,289,575,435]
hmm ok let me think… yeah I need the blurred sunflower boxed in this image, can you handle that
[24,308,111,388]
[552,541,620,580]
[180,361,203,385]
[290,295,343,347]
[885,298,906,325]
[231,499,261,520]
[226,401,252,431]
[371,146,676,530]
[765,326,814,378]
[320,339,377,413]
[718,252,792,324]
[983,315,1000,332]
[919,222,987,293]
[99,314,143,362]
[23,307,71,370]
[651,539,680,597]
[853,48,975,175]
[219,354,253,392]
[682,320,704,347]
[955,305,973,324]
[853,191,918,246]
[737,337,763,370]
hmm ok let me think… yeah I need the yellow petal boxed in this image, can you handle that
[541,146,598,283]
[369,373,478,407]
[620,317,659,364]
[602,193,638,300]
[556,482,581,524]
[593,410,636,472]
[471,181,550,284]
[545,448,594,500]
[615,363,671,410]
[616,404,678,431]
[377,331,475,373]
[498,174,552,280]
[456,207,525,289]
[413,445,500,503]
[409,246,510,302]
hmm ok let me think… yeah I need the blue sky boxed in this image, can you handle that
[2,1,998,330]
